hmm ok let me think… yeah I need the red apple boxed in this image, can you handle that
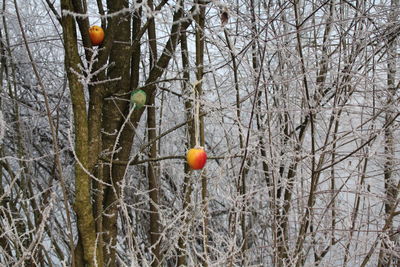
[186,147,207,170]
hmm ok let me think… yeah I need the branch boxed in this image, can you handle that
[103,154,244,166]
[44,0,61,23]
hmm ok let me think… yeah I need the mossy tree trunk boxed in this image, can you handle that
[61,0,99,266]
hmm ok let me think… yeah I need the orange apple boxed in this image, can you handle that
[186,147,207,170]
[89,25,104,46]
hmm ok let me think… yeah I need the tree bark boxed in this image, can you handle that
[147,1,161,265]
[61,0,99,265]
[177,10,193,264]
[378,1,399,266]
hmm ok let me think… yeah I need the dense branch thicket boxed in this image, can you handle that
[1,0,400,266]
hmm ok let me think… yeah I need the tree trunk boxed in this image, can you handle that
[177,11,193,265]
[61,0,98,265]
[147,1,161,265]
[378,1,399,266]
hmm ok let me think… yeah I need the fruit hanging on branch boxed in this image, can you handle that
[89,25,104,46]
[186,147,207,170]
[130,90,147,109]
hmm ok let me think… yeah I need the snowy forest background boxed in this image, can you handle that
[1,0,400,266]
